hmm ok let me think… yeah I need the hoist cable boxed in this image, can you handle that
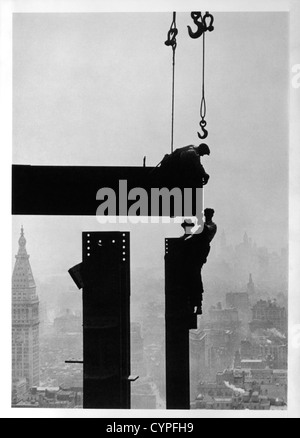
[171,37,176,153]
[165,12,178,153]
[200,31,206,120]
[187,11,214,140]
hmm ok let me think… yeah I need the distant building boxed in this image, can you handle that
[258,339,287,369]
[209,230,288,301]
[239,332,287,370]
[39,301,51,336]
[234,350,241,368]
[190,330,206,401]
[260,384,287,405]
[249,368,273,384]
[26,386,82,408]
[191,391,270,410]
[226,292,250,313]
[53,309,82,334]
[216,369,245,387]
[39,328,83,389]
[208,303,241,330]
[272,369,287,385]
[250,300,287,334]
[203,328,240,380]
[193,364,286,410]
[12,227,39,402]
[240,359,266,370]
[144,342,164,398]
[247,274,255,295]
[12,378,27,405]
[241,339,257,359]
[131,322,147,378]
[197,381,233,398]
[142,301,165,397]
[131,378,157,409]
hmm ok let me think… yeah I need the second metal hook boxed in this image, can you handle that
[197,120,208,139]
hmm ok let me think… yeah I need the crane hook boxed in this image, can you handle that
[187,12,205,39]
[197,120,208,140]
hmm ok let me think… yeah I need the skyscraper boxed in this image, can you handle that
[12,226,39,398]
[247,273,255,295]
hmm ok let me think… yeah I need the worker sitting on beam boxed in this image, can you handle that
[150,143,211,189]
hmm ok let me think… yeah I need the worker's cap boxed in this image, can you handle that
[197,143,210,155]
[181,219,195,229]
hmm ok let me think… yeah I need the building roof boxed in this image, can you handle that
[57,390,74,396]
[15,401,39,408]
[190,330,206,341]
[37,387,60,392]
[214,398,232,403]
[12,378,27,384]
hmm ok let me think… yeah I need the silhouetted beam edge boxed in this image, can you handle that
[12,165,203,216]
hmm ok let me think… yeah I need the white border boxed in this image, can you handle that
[1,0,299,418]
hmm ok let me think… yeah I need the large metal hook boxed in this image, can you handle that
[197,120,208,139]
[187,11,205,39]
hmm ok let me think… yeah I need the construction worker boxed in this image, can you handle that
[177,143,210,187]
[181,208,217,315]
[150,143,210,188]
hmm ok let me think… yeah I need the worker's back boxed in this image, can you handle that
[150,145,202,188]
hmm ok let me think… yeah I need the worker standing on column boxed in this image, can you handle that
[181,208,217,315]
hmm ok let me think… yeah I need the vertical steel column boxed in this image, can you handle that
[82,231,131,409]
[165,238,197,409]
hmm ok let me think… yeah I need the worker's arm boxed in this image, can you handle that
[180,149,210,185]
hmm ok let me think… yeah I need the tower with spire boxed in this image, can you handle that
[247,273,255,295]
[12,226,39,395]
[243,232,249,246]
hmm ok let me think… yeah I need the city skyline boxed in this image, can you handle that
[11,224,288,410]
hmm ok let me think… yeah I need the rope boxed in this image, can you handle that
[197,18,208,139]
[200,31,206,122]
[165,12,178,153]
[171,37,176,153]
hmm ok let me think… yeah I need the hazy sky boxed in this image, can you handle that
[12,12,289,276]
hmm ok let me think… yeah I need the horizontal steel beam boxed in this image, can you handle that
[12,165,203,216]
